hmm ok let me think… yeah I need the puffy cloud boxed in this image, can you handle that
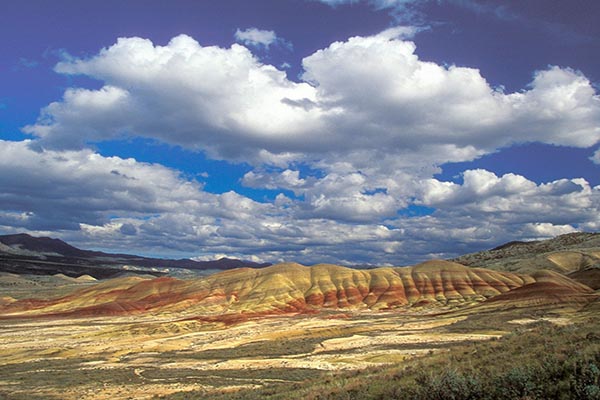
[0,140,411,263]
[234,28,291,50]
[524,223,577,239]
[297,172,402,222]
[420,169,599,226]
[242,169,310,191]
[25,35,323,159]
[243,167,411,222]
[7,29,600,264]
[301,34,600,152]
[591,148,600,164]
[24,31,600,169]
[2,142,599,264]
[235,28,277,48]
[0,139,267,235]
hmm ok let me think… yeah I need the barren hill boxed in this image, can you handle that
[1,260,595,320]
[451,232,600,289]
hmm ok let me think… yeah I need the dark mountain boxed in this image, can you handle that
[0,233,270,279]
[0,233,97,258]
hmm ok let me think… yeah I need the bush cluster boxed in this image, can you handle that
[405,359,600,400]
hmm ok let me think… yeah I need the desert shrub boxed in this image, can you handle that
[411,370,483,400]
[571,362,600,400]
[492,366,538,399]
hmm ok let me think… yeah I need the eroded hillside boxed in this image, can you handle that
[1,260,595,321]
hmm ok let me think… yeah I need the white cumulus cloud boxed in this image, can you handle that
[591,148,600,164]
[25,35,323,159]
[24,31,600,168]
[420,169,599,227]
[234,27,291,50]
[6,29,600,264]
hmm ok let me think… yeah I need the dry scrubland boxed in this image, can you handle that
[3,300,597,400]
[1,233,599,399]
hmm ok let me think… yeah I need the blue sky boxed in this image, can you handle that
[1,0,599,265]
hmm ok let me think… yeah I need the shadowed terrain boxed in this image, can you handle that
[0,233,270,279]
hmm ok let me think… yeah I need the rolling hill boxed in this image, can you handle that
[1,259,596,320]
[451,232,600,289]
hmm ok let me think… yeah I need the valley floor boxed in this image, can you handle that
[0,304,581,400]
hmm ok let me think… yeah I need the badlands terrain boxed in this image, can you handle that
[0,232,599,399]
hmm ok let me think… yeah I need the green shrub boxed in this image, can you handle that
[493,367,538,399]
[572,362,600,400]
[409,370,483,400]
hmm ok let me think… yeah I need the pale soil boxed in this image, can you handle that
[0,309,509,400]
[507,316,573,326]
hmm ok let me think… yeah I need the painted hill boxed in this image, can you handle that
[0,233,271,279]
[451,232,600,289]
[1,260,595,320]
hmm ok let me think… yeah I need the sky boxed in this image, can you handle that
[1,0,600,266]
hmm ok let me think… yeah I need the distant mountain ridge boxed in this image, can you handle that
[0,233,271,279]
[0,233,98,258]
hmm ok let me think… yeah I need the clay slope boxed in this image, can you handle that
[480,270,596,310]
[2,260,593,319]
[568,268,600,290]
